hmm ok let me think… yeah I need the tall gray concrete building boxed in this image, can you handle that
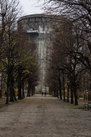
[17,14,60,93]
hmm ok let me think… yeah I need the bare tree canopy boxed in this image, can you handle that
[45,0,91,30]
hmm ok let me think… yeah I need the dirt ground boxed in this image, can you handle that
[0,94,91,137]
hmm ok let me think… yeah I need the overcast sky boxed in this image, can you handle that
[19,0,45,15]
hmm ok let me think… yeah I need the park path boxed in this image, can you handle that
[0,94,91,137]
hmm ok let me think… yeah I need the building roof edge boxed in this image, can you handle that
[17,14,62,23]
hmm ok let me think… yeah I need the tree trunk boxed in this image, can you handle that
[6,72,10,104]
[13,89,17,101]
[10,70,14,102]
[0,73,2,98]
[53,84,58,97]
[63,73,65,101]
[67,84,70,102]
[18,77,22,99]
[74,88,78,105]
[27,78,31,97]
[71,88,74,104]
[18,68,22,100]
[9,76,16,102]
[6,88,9,104]
[58,77,62,100]
[31,85,34,96]
[63,87,65,101]
[22,79,25,98]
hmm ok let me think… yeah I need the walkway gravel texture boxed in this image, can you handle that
[0,94,91,137]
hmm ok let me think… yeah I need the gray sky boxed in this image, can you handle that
[19,0,45,15]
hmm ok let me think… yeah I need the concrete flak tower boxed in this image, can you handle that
[17,14,61,93]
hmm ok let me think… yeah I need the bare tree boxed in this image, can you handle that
[47,16,87,105]
[0,0,21,104]
[45,0,91,104]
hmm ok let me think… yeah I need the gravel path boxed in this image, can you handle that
[0,94,91,137]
